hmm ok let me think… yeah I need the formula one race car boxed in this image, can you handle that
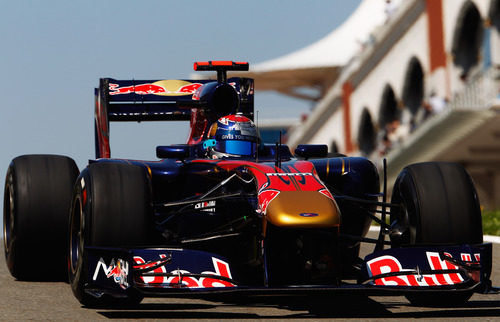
[3,61,495,308]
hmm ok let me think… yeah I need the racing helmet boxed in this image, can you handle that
[211,115,259,157]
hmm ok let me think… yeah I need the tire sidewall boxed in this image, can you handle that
[69,172,91,304]
[69,163,150,307]
[4,165,19,278]
[390,169,419,245]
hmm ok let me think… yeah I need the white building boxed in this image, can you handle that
[244,0,500,209]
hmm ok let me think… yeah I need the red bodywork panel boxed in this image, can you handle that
[192,159,334,214]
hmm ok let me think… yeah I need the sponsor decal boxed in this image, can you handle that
[93,258,130,289]
[194,200,216,212]
[132,255,234,288]
[109,80,202,96]
[133,254,170,285]
[109,83,166,95]
[267,172,313,177]
[299,213,319,217]
[366,251,480,286]
[219,115,250,125]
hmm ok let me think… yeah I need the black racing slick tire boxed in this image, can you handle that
[69,162,152,308]
[390,162,482,246]
[3,155,79,281]
[390,162,482,306]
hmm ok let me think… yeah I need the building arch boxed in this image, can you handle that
[358,108,377,156]
[378,84,399,130]
[401,57,424,116]
[451,1,483,77]
[489,0,500,30]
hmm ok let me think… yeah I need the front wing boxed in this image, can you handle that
[85,243,494,299]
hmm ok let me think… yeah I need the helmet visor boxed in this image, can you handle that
[215,140,256,156]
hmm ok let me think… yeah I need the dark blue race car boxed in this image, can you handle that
[3,61,496,308]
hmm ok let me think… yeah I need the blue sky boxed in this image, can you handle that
[0,0,360,218]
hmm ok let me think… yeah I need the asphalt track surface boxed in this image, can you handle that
[1,233,499,321]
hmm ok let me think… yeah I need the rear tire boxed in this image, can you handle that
[69,162,152,307]
[3,155,79,281]
[390,162,482,306]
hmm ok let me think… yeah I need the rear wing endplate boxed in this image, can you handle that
[94,78,209,158]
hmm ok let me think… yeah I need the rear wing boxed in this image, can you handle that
[95,61,254,158]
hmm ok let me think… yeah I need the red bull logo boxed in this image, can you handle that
[109,80,202,96]
[133,255,234,288]
[109,83,167,95]
[366,251,480,286]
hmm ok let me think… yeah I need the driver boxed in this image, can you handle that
[203,114,259,159]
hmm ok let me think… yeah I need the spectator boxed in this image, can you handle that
[387,119,409,147]
[429,91,447,114]
[385,0,398,22]
[377,131,392,156]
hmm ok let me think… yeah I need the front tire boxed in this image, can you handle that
[390,162,482,306]
[69,162,152,307]
[3,155,79,281]
[390,162,482,246]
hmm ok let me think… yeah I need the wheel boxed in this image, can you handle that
[390,162,482,246]
[3,155,79,281]
[69,162,152,307]
[390,162,482,306]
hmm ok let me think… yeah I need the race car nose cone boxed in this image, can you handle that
[265,191,341,228]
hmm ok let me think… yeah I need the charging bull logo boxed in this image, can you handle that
[109,80,202,96]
